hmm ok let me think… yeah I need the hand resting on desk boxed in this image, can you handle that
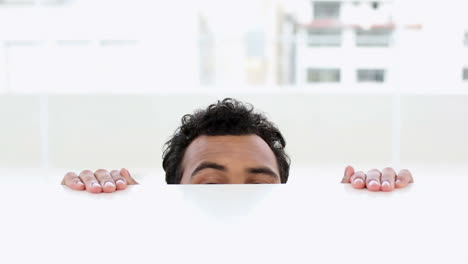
[61,168,138,193]
[341,166,414,192]
[61,166,413,193]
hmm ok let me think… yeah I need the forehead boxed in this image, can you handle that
[181,135,278,169]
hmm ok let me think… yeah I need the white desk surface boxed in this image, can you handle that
[1,165,467,264]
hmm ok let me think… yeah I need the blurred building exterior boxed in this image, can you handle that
[198,0,421,86]
[0,1,199,92]
[198,0,468,89]
[295,0,398,86]
[0,0,468,91]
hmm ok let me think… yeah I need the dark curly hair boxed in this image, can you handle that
[162,98,290,184]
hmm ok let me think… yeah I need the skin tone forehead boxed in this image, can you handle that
[180,135,280,183]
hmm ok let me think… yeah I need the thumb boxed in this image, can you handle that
[341,165,355,183]
[120,168,138,185]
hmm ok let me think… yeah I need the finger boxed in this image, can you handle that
[62,172,85,191]
[366,169,381,191]
[110,170,128,190]
[381,167,396,192]
[396,169,414,188]
[120,168,138,185]
[341,165,355,183]
[79,170,102,193]
[94,169,116,193]
[350,171,366,189]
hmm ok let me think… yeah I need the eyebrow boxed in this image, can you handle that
[246,167,279,179]
[190,162,279,179]
[191,162,227,177]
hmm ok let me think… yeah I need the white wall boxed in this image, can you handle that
[1,93,467,169]
[0,95,42,167]
[401,95,468,164]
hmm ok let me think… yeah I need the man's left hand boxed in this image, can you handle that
[341,166,414,192]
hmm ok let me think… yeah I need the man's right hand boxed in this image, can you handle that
[61,168,138,193]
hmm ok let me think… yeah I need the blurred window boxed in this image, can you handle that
[463,68,468,81]
[0,0,34,4]
[99,40,138,47]
[245,29,265,58]
[465,32,468,46]
[356,28,392,47]
[313,1,341,20]
[307,68,340,83]
[308,28,342,47]
[357,69,385,82]
[0,0,68,5]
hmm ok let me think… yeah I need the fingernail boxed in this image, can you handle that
[92,182,101,188]
[76,182,84,186]
[104,181,115,188]
[353,178,364,185]
[116,179,125,185]
[395,179,401,185]
[368,180,379,186]
[382,181,390,187]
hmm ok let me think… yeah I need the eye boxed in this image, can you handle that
[247,177,277,184]
[248,181,266,184]
[196,176,224,184]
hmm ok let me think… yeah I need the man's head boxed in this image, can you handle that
[162,98,290,184]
